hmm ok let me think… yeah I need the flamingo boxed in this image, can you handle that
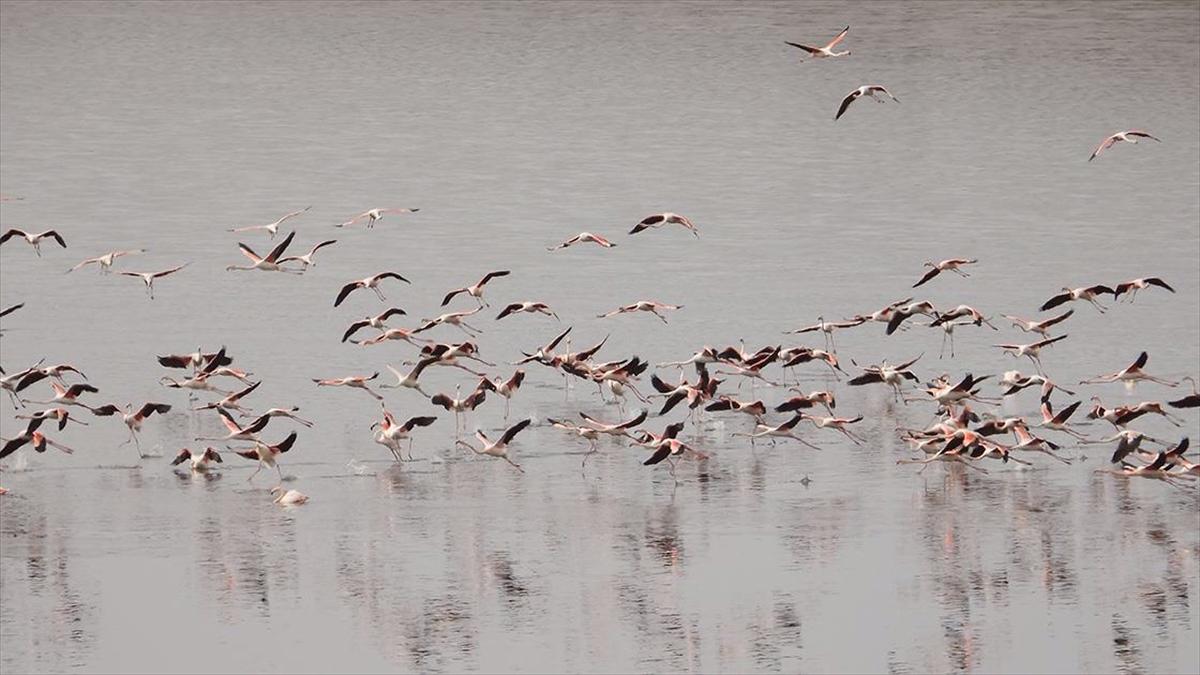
[67,249,145,274]
[430,384,488,434]
[192,380,262,414]
[228,206,310,238]
[269,486,309,505]
[336,207,419,228]
[731,414,822,449]
[994,335,1068,375]
[233,432,297,481]
[312,373,384,400]
[784,25,850,59]
[341,307,408,343]
[277,239,337,269]
[885,301,939,335]
[1080,352,1178,389]
[496,301,559,321]
[547,232,617,251]
[197,407,271,443]
[441,270,511,307]
[912,258,978,287]
[413,307,485,337]
[834,85,898,120]
[245,407,313,428]
[1010,424,1072,464]
[1089,130,1160,161]
[1040,285,1115,313]
[457,419,533,472]
[597,300,683,324]
[171,447,224,472]
[848,355,922,401]
[1113,277,1175,303]
[629,212,698,237]
[334,272,410,306]
[22,381,100,410]
[380,358,437,397]
[371,408,437,461]
[0,418,76,459]
[90,402,172,454]
[1034,400,1088,441]
[1168,377,1198,409]
[477,370,525,421]
[785,316,865,351]
[118,263,190,299]
[14,407,89,431]
[1002,309,1074,337]
[0,229,66,256]
[805,415,866,444]
[775,389,837,415]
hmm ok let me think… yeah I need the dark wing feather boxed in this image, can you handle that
[264,230,296,262]
[1039,293,1071,311]
[912,268,940,288]
[643,445,671,466]
[499,418,532,445]
[334,282,359,307]
[834,91,857,120]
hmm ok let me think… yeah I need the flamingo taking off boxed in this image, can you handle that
[171,447,224,472]
[457,418,533,472]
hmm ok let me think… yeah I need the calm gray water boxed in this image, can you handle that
[2,1,1199,673]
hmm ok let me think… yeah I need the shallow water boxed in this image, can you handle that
[1,1,1199,673]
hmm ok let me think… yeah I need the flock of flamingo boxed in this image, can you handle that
[0,26,1196,506]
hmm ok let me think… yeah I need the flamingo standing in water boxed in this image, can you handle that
[270,486,309,505]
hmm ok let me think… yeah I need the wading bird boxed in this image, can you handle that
[371,408,437,462]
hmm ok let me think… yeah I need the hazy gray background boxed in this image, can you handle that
[1,1,1198,672]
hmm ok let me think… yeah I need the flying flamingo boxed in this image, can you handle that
[834,85,898,121]
[441,270,511,307]
[336,207,419,228]
[67,249,145,274]
[784,25,850,59]
[228,206,310,238]
[0,229,66,256]
[1089,130,1160,162]
[118,263,190,299]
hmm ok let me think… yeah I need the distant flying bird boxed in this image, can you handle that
[1,229,66,256]
[225,231,300,273]
[441,270,511,307]
[1089,130,1160,162]
[835,85,898,121]
[228,206,311,238]
[118,263,190,299]
[547,232,617,251]
[784,25,851,59]
[912,258,977,288]
[1113,277,1175,303]
[334,272,411,306]
[994,335,1068,375]
[67,249,145,274]
[277,239,337,269]
[629,213,698,237]
[1080,352,1179,389]
[336,207,419,228]
[413,308,485,337]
